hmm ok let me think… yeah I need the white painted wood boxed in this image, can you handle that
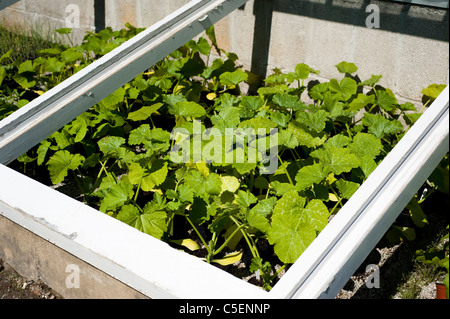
[0,0,249,165]
[269,86,449,299]
[0,162,268,299]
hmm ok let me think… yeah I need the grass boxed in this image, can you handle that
[0,20,60,63]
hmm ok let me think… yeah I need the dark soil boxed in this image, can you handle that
[0,261,57,300]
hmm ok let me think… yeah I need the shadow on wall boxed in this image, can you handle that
[244,0,449,90]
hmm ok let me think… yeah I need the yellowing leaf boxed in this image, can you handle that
[207,92,217,100]
[212,251,243,266]
[170,238,200,251]
[220,175,240,193]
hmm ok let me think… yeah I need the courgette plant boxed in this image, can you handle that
[1,25,447,291]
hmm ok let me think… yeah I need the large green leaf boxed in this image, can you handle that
[128,160,168,192]
[287,121,327,148]
[117,204,167,239]
[295,163,327,191]
[236,190,258,208]
[422,83,447,100]
[295,109,329,132]
[311,146,360,175]
[44,57,65,73]
[127,103,162,122]
[348,93,375,112]
[99,87,126,109]
[335,179,360,199]
[268,191,320,263]
[14,73,36,89]
[98,136,126,155]
[47,150,85,184]
[272,93,305,111]
[170,101,206,118]
[376,89,398,112]
[99,178,134,212]
[18,60,35,74]
[348,132,382,160]
[210,107,240,132]
[219,69,248,86]
[329,77,357,101]
[362,113,403,138]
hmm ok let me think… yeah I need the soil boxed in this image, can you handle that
[0,261,57,299]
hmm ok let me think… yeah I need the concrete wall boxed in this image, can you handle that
[1,0,448,102]
[0,215,148,298]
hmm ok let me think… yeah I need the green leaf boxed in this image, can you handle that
[238,116,278,131]
[250,197,277,217]
[44,57,65,73]
[98,136,126,156]
[220,175,240,193]
[361,75,382,87]
[362,113,403,138]
[47,150,85,184]
[329,77,357,101]
[38,48,61,56]
[422,84,446,100]
[270,180,296,196]
[37,140,51,166]
[287,121,327,148]
[117,204,167,240]
[18,60,35,74]
[311,146,360,175]
[68,116,88,143]
[170,101,206,118]
[60,49,83,63]
[247,197,277,232]
[295,109,328,132]
[359,155,378,179]
[0,50,12,64]
[335,61,358,74]
[100,178,134,212]
[348,93,375,112]
[309,82,328,100]
[325,134,352,149]
[240,95,264,111]
[348,132,382,160]
[14,73,36,89]
[335,179,360,199]
[376,89,398,112]
[219,69,248,86]
[257,84,289,97]
[236,190,258,208]
[302,199,329,232]
[141,160,169,192]
[295,163,327,191]
[406,197,428,228]
[268,191,316,263]
[99,87,126,109]
[210,107,240,132]
[294,63,317,80]
[272,93,305,110]
[128,125,170,154]
[56,28,72,35]
[127,103,163,122]
[0,67,7,86]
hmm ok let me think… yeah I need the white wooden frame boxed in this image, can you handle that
[1,0,449,299]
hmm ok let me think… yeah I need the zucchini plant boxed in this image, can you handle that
[1,25,447,291]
